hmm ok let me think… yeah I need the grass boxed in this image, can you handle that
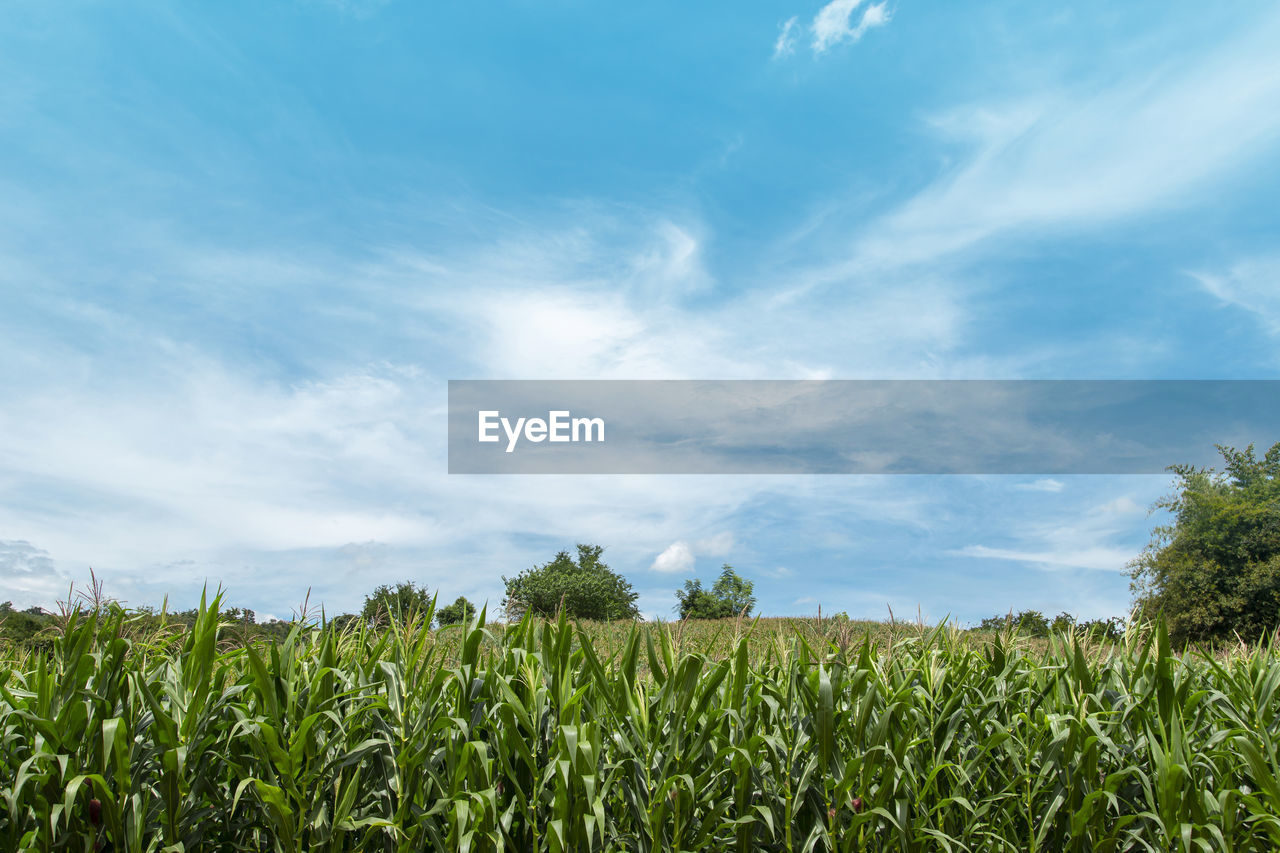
[2,594,1279,851]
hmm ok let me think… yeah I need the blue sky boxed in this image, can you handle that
[2,0,1279,622]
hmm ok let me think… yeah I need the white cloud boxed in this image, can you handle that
[1096,496,1144,516]
[647,532,735,576]
[651,541,696,574]
[774,17,799,58]
[0,541,69,610]
[1191,256,1280,336]
[1015,478,1064,492]
[812,0,890,54]
[0,199,967,616]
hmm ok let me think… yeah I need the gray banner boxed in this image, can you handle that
[447,380,1279,474]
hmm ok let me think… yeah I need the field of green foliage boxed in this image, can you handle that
[3,596,1280,851]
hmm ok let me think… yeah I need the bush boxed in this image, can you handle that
[1075,617,1123,642]
[1051,612,1075,635]
[1129,442,1280,644]
[0,602,53,647]
[503,544,639,621]
[436,596,477,627]
[978,609,1049,636]
[675,565,755,619]
[977,610,1124,642]
[674,579,729,619]
[360,581,433,626]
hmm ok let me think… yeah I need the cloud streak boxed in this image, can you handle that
[1191,256,1280,336]
[881,18,1280,261]
[773,17,799,58]
[773,6,1280,307]
[812,0,890,53]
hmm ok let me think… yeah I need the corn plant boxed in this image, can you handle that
[2,598,1280,850]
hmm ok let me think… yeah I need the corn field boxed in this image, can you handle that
[3,595,1280,851]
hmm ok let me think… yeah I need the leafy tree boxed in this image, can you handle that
[674,565,755,619]
[361,581,433,626]
[0,601,53,646]
[674,579,730,619]
[977,609,1122,641]
[436,596,478,627]
[711,565,755,616]
[328,613,362,633]
[978,609,1050,636]
[1051,612,1076,635]
[503,544,639,621]
[1129,442,1280,644]
[224,607,256,625]
[1075,617,1123,642]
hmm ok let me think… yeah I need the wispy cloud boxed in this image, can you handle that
[0,214,957,616]
[1016,478,1064,493]
[774,8,1280,303]
[1191,256,1280,336]
[812,0,890,54]
[773,17,799,58]
[304,0,391,18]
[955,544,1134,572]
[954,491,1152,573]
[880,21,1280,262]
[694,531,736,556]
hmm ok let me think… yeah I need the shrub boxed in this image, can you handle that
[1051,612,1075,634]
[436,596,477,627]
[503,544,639,621]
[0,602,53,647]
[674,565,755,619]
[1075,617,1123,642]
[360,581,433,626]
[978,609,1050,636]
[674,579,730,619]
[978,610,1124,642]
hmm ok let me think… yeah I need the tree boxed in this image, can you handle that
[978,609,1050,637]
[0,601,53,646]
[674,579,730,619]
[436,596,477,627]
[503,544,639,621]
[674,565,755,619]
[361,581,433,626]
[711,565,755,616]
[1129,442,1280,644]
